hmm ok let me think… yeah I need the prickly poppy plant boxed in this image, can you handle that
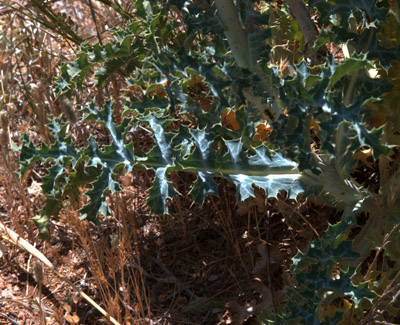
[20,0,400,323]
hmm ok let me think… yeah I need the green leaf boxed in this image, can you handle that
[308,0,389,28]
[278,199,377,324]
[79,167,113,222]
[186,129,218,204]
[147,167,178,214]
[328,57,373,89]
[19,118,81,237]
[32,214,51,240]
[64,158,102,208]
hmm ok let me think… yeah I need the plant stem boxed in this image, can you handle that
[285,0,318,45]
[215,0,252,70]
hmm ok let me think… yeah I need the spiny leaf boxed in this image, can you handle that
[56,34,138,97]
[147,167,178,214]
[79,166,113,222]
[327,56,373,89]
[308,0,389,28]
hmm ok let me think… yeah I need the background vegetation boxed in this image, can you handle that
[1,0,400,324]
